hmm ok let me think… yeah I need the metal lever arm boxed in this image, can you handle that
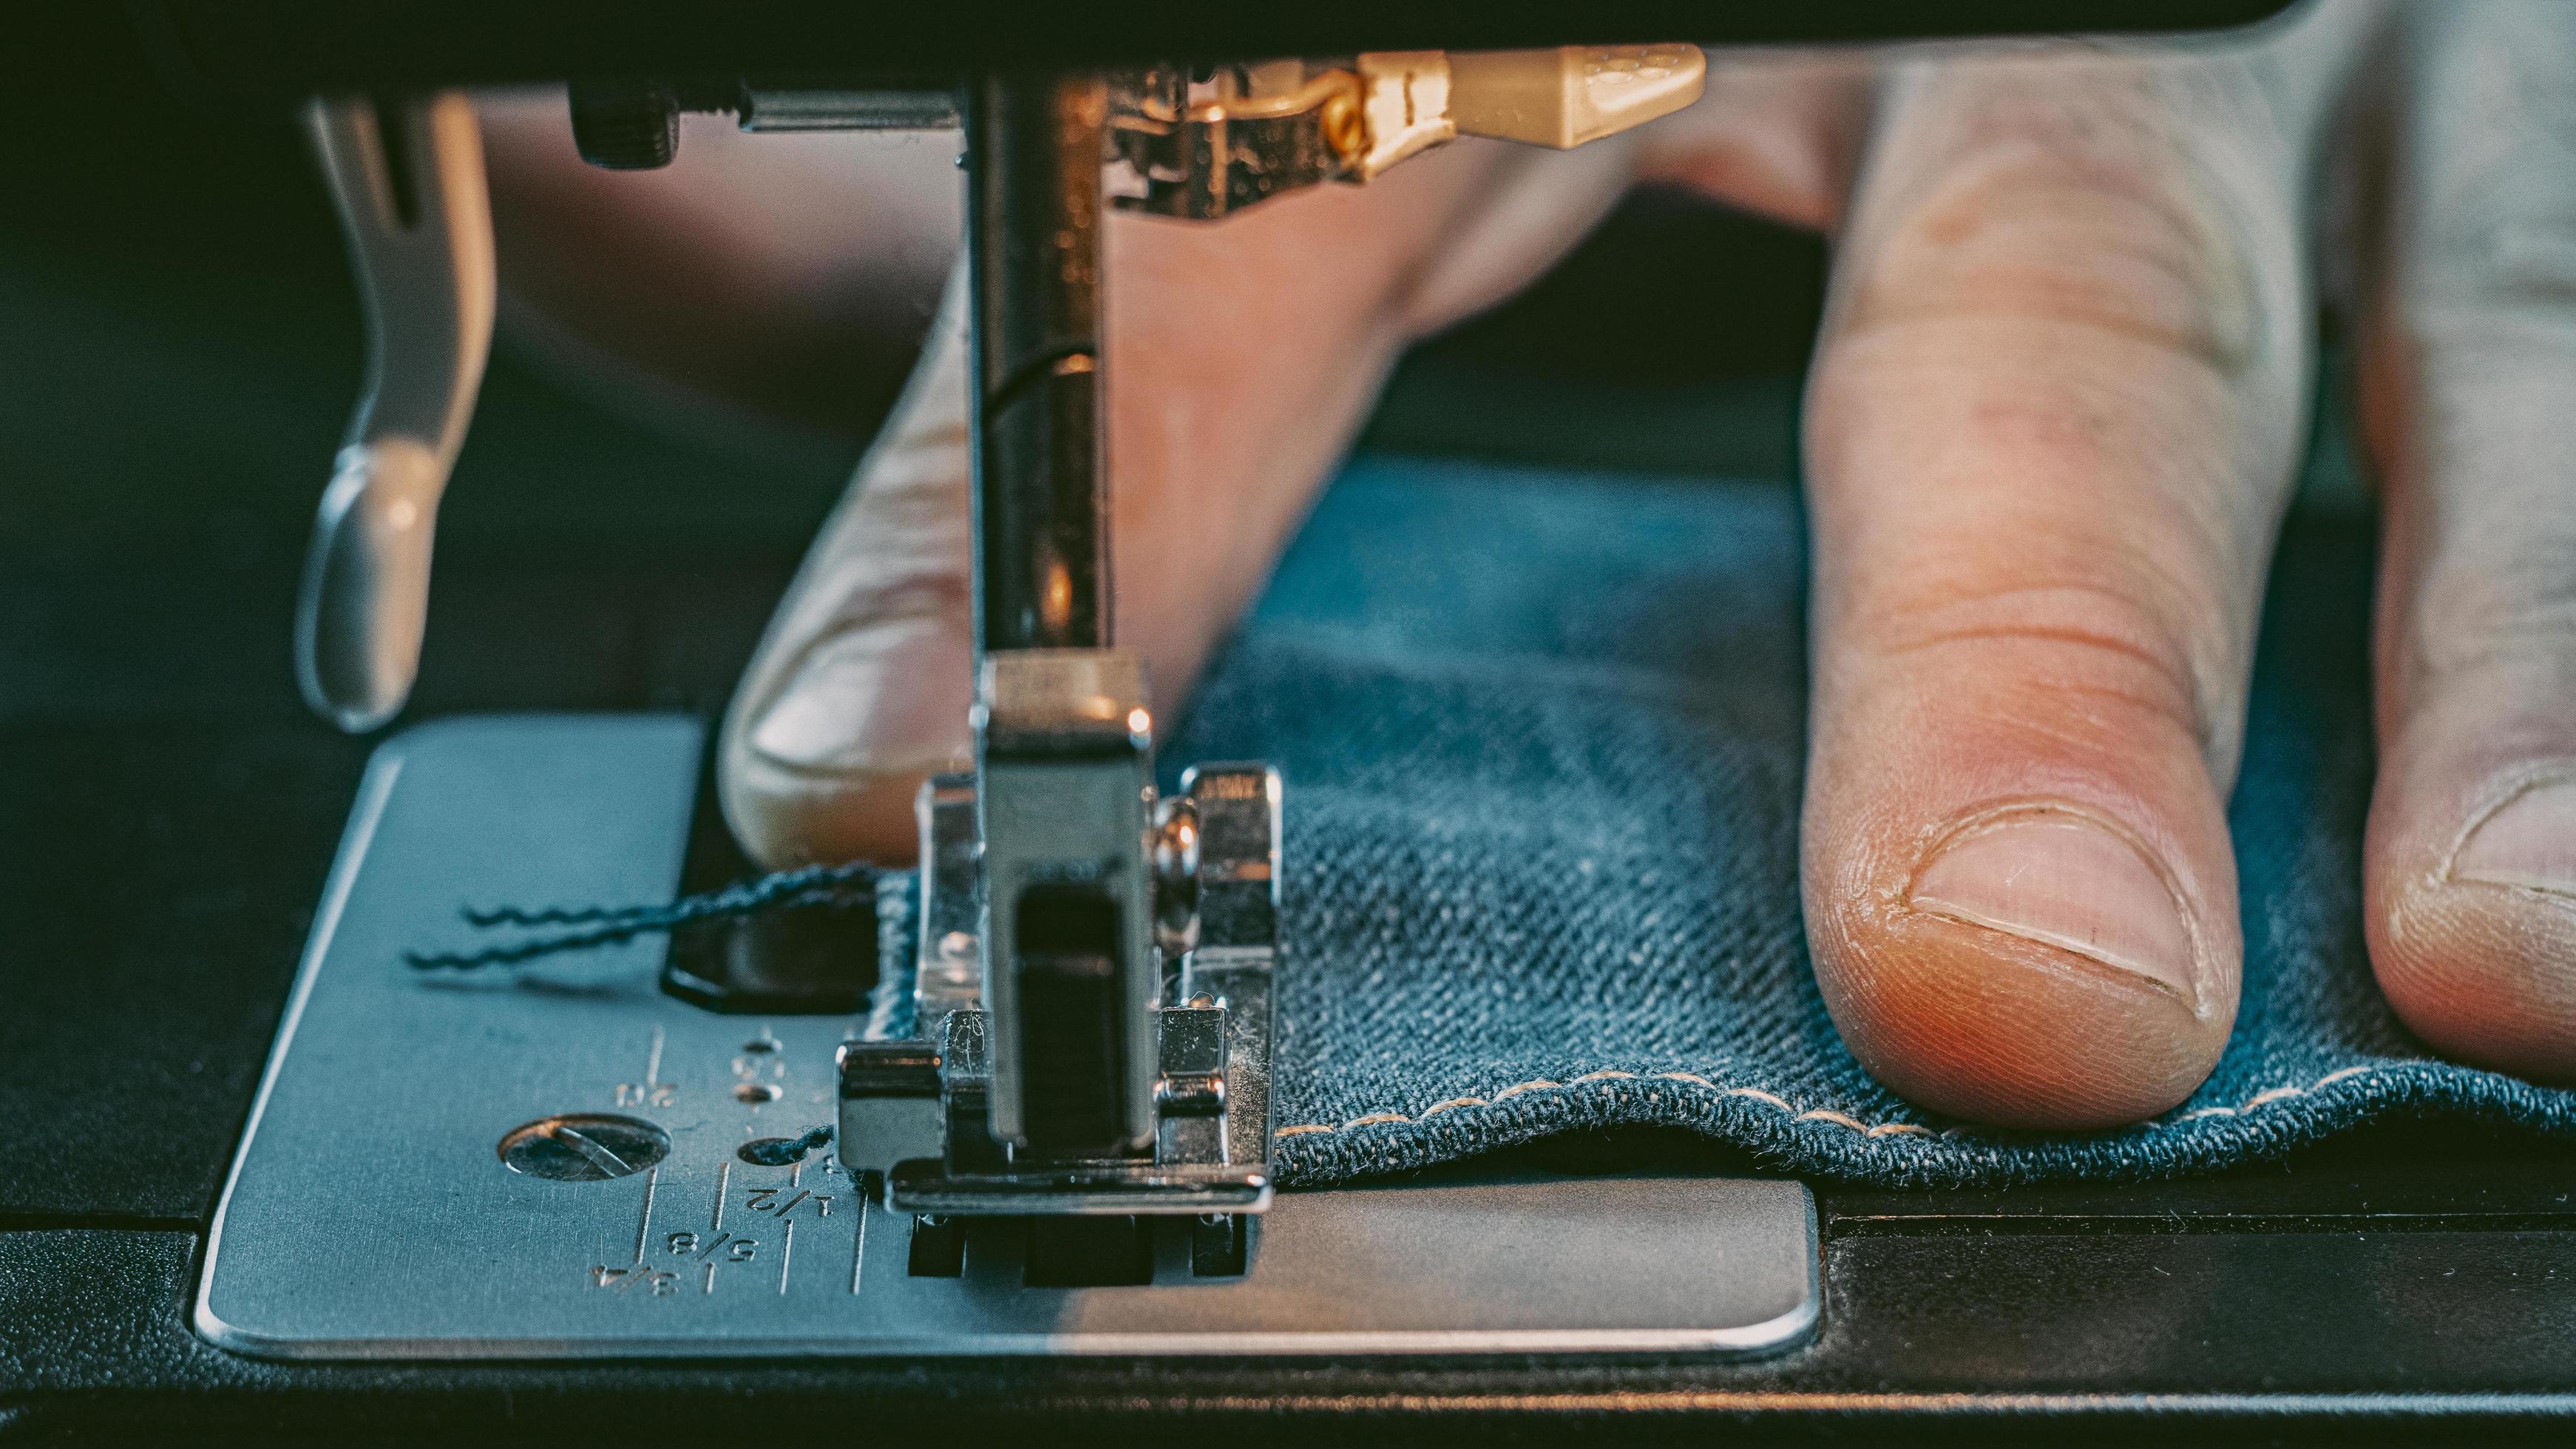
[1445,45,1707,149]
[296,92,495,732]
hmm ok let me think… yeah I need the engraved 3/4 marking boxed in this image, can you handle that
[587,1231,759,1300]
[589,1263,678,1296]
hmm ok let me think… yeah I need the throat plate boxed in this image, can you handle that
[196,714,1820,1360]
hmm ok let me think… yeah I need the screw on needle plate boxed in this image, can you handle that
[498,1113,670,1181]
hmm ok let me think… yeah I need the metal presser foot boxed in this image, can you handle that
[838,655,1283,1227]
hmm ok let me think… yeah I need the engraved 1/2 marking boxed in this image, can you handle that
[743,1186,835,1219]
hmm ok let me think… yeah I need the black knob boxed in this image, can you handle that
[569,80,679,169]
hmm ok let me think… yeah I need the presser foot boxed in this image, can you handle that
[838,757,1282,1221]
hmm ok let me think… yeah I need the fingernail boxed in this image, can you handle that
[2452,776,2576,898]
[1909,808,2200,1008]
[746,615,967,773]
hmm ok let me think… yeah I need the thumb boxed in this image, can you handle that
[719,271,977,869]
[721,139,1635,869]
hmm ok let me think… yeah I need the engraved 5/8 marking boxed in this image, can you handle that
[665,1230,759,1263]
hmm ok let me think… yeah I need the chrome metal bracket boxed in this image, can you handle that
[296,92,495,733]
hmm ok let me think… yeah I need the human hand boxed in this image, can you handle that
[702,0,2576,1127]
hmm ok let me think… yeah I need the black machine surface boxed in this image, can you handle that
[18,0,2576,1442]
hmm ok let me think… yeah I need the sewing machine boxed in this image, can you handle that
[214,35,1834,1360]
[29,0,2576,1440]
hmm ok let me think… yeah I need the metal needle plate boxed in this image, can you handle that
[197,715,1820,1360]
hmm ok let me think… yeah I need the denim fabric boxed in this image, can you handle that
[884,453,2576,1188]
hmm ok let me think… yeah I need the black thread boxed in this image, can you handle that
[461,901,669,928]
[409,861,881,971]
[739,1124,835,1167]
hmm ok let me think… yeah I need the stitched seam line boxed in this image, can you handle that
[425,872,2430,1151]
[1270,1062,2423,1145]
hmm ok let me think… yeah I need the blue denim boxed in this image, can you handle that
[883,453,2576,1187]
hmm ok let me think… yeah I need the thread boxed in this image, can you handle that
[408,861,881,971]
[1271,1062,2418,1146]
[740,1125,834,1167]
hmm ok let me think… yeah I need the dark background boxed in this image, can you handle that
[10,18,2576,1443]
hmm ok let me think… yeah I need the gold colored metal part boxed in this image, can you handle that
[1447,45,1707,149]
[1351,51,1457,179]
[1106,44,1704,220]
[1318,90,1364,163]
